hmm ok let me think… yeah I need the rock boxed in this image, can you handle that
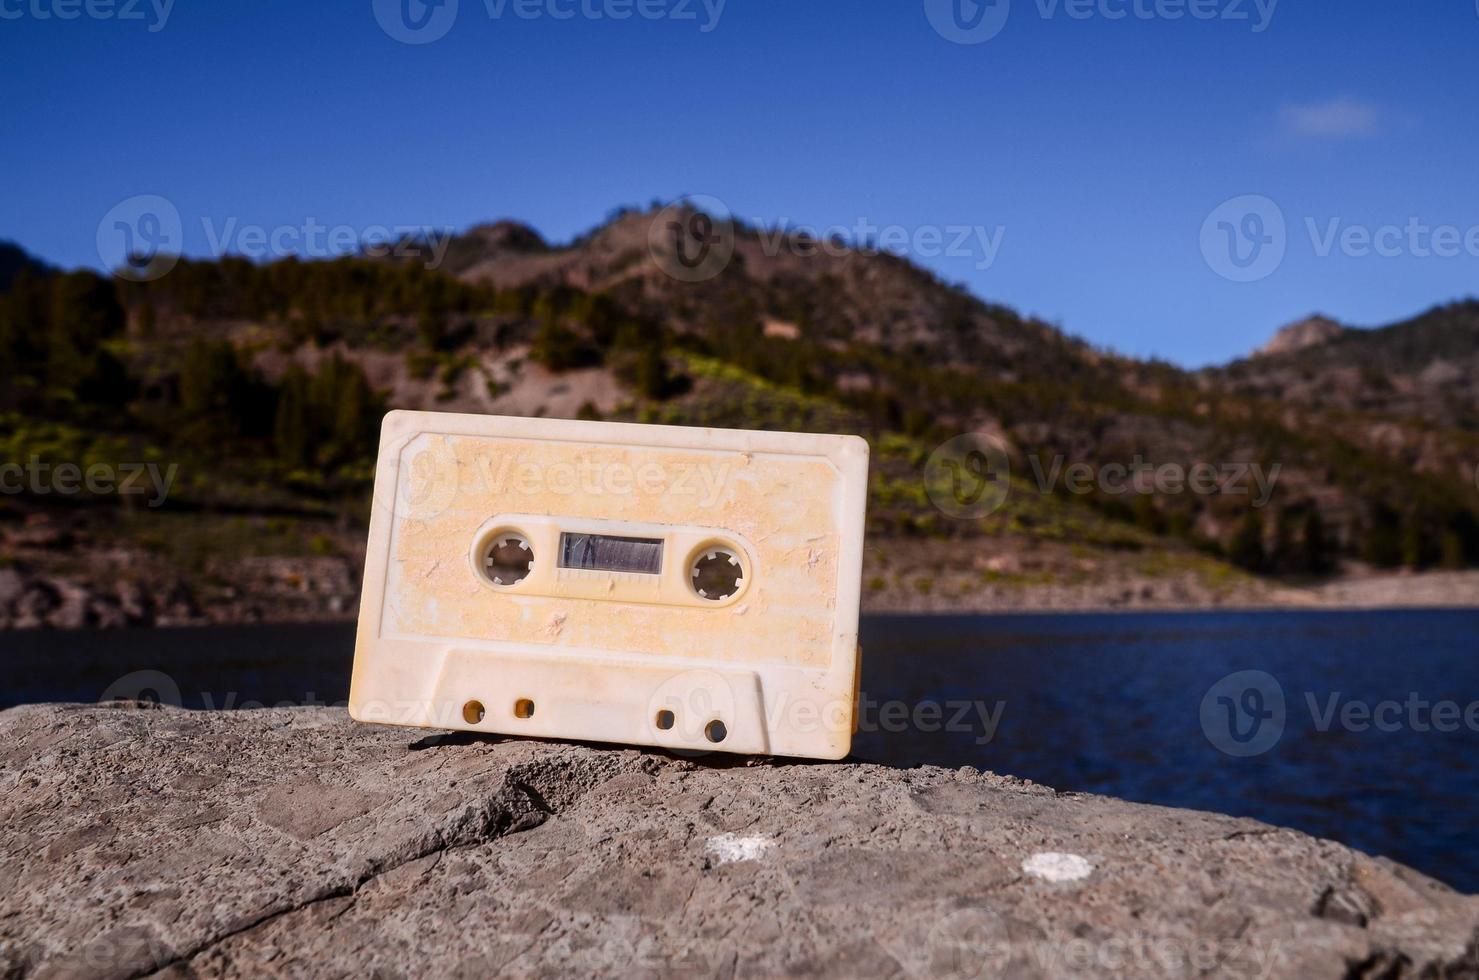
[0,566,25,607]
[11,579,61,628]
[1419,359,1464,388]
[1256,314,1346,357]
[158,581,201,625]
[6,514,69,550]
[0,704,1475,978]
[116,580,157,625]
[463,219,549,254]
[1315,884,1381,928]
[44,578,93,629]
[86,594,130,630]
[203,557,357,619]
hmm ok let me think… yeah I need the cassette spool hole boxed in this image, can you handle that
[655,709,675,731]
[463,700,486,724]
[690,547,744,601]
[705,720,728,743]
[514,698,535,719]
[481,532,533,587]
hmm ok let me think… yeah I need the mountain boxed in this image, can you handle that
[1255,315,1346,357]
[1,205,1477,626]
[428,206,1478,561]
[445,207,1093,372]
[0,241,53,292]
[1215,301,1479,436]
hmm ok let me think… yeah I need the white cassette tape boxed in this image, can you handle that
[349,411,869,759]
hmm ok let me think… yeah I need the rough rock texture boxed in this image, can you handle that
[1256,315,1347,357]
[1,705,1475,979]
[0,513,365,631]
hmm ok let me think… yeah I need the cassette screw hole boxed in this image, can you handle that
[463,700,485,725]
[690,548,743,601]
[514,698,535,720]
[705,720,728,743]
[655,709,675,731]
[482,532,533,587]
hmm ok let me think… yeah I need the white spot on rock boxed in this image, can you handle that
[1022,851,1093,882]
[705,833,775,865]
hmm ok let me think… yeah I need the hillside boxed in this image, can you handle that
[1219,304,1479,427]
[1,208,1477,627]
[0,241,52,293]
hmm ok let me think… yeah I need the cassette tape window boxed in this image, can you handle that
[558,533,664,575]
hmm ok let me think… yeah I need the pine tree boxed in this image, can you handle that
[1401,513,1427,569]
[1362,504,1403,568]
[1271,507,1296,571]
[531,314,584,371]
[1227,510,1266,572]
[274,366,313,470]
[633,340,668,399]
[1301,508,1332,575]
[1440,531,1465,570]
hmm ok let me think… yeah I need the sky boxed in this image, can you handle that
[2,0,1476,366]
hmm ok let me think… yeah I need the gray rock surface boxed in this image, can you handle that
[1,704,1475,979]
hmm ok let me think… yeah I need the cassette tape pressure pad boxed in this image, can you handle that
[350,411,870,760]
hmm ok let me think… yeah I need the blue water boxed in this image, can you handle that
[4,611,1477,892]
[856,611,1479,893]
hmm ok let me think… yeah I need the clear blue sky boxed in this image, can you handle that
[2,0,1475,366]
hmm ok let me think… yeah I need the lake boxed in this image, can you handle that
[5,610,1477,892]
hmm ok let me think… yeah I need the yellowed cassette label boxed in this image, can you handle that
[350,411,869,759]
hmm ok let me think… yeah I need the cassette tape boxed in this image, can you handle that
[349,411,870,760]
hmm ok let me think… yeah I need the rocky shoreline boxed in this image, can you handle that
[3,503,1477,629]
[2,704,1476,977]
[0,557,360,631]
[3,562,1477,630]
[862,568,1479,614]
